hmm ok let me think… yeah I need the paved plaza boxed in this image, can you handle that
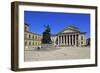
[24,46,90,62]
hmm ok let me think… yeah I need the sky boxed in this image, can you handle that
[24,11,90,38]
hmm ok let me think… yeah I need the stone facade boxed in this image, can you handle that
[24,24,42,50]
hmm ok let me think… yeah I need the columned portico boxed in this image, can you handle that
[57,34,80,46]
[53,26,86,47]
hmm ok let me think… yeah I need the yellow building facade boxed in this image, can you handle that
[24,24,42,50]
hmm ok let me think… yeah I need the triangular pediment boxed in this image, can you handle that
[59,26,80,34]
[62,29,78,33]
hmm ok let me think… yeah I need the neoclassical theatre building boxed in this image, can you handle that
[51,26,87,47]
[24,24,87,50]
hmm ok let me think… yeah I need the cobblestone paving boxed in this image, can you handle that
[24,46,90,62]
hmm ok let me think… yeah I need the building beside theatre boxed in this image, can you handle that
[24,24,87,50]
[24,23,42,50]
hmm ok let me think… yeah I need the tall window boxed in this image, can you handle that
[29,42,31,46]
[33,42,34,45]
[29,34,31,39]
[33,36,34,40]
[81,41,83,44]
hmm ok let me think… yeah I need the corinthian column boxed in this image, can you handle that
[69,35,71,46]
[66,35,68,46]
[63,35,65,45]
[72,35,74,46]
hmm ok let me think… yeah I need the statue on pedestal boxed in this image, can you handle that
[42,24,52,44]
[37,24,57,50]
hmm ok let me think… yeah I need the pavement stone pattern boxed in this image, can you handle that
[24,46,90,62]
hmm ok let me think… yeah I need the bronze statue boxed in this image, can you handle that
[42,24,52,44]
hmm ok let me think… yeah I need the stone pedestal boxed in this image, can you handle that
[41,44,55,50]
